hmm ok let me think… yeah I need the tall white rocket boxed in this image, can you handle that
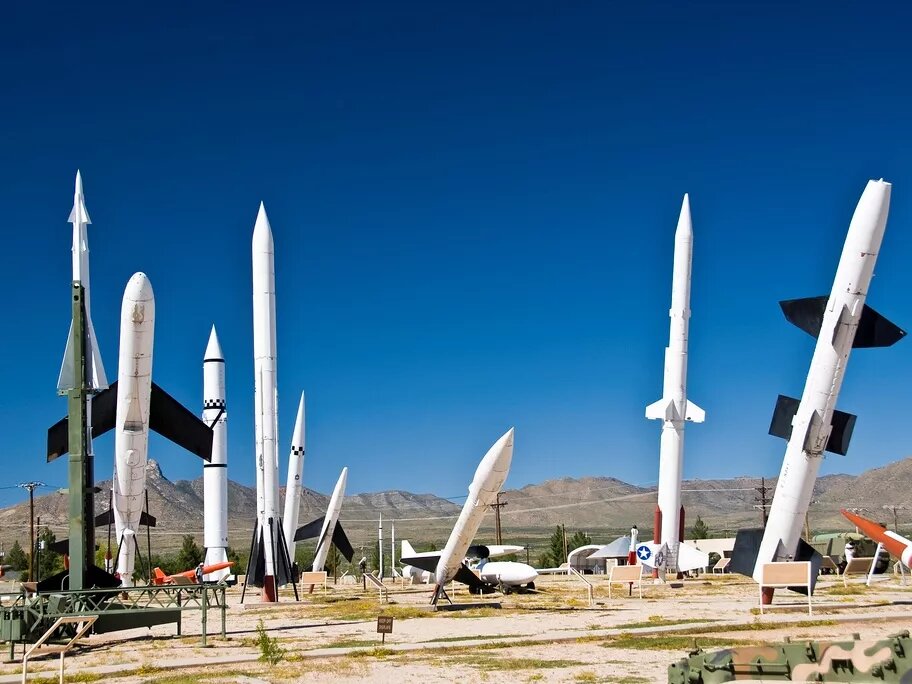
[282,393,306,561]
[252,202,288,601]
[645,195,704,570]
[203,326,230,580]
[58,170,107,392]
[750,180,903,594]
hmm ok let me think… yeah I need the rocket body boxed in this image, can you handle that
[282,393,306,560]
[312,467,348,572]
[753,180,893,582]
[113,273,155,586]
[203,326,230,580]
[646,195,704,570]
[252,203,286,599]
[434,428,514,588]
[842,510,912,568]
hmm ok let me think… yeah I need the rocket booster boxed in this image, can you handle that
[842,510,912,568]
[435,428,514,589]
[282,393,306,560]
[646,195,704,564]
[751,180,904,585]
[59,170,107,392]
[203,326,230,580]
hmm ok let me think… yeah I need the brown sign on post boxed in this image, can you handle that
[376,615,393,643]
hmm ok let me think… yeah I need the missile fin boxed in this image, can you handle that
[149,383,214,461]
[854,304,906,348]
[332,522,354,562]
[399,554,439,574]
[140,511,157,528]
[46,382,119,461]
[787,539,823,595]
[246,528,266,587]
[729,527,765,577]
[769,394,855,455]
[684,400,705,423]
[645,398,673,420]
[94,510,114,527]
[780,296,828,338]
[293,516,325,542]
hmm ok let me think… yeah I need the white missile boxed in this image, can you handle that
[202,326,230,581]
[730,180,905,599]
[58,170,107,392]
[311,467,348,572]
[400,428,514,605]
[250,203,292,600]
[645,195,705,574]
[112,273,155,586]
[282,393,306,561]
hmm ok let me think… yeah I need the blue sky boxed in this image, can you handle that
[2,2,911,506]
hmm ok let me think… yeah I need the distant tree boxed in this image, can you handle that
[295,545,315,572]
[325,544,342,579]
[540,526,568,568]
[226,547,244,571]
[7,541,27,571]
[36,527,63,580]
[690,517,710,540]
[175,535,204,570]
[566,530,592,552]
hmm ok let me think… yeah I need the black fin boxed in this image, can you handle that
[37,565,120,592]
[768,395,856,456]
[247,527,266,587]
[332,523,354,562]
[854,304,906,348]
[453,564,493,593]
[729,528,765,578]
[399,554,439,574]
[788,539,823,595]
[293,516,325,542]
[47,382,119,462]
[140,511,157,528]
[150,383,213,461]
[94,510,114,527]
[780,297,905,348]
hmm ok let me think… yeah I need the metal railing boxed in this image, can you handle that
[21,615,97,684]
[364,573,389,604]
[567,567,594,607]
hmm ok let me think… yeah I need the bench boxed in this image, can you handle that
[607,564,643,599]
[819,555,839,574]
[758,561,812,615]
[300,571,328,594]
[842,557,875,587]
[712,557,730,574]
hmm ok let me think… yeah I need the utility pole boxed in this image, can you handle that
[561,524,568,563]
[491,492,507,545]
[18,482,44,582]
[754,478,770,527]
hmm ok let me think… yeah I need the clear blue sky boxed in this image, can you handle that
[2,2,911,507]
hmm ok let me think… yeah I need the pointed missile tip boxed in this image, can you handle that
[75,169,83,194]
[205,325,224,360]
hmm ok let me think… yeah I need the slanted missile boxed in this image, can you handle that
[308,467,352,572]
[842,510,912,567]
[202,326,230,581]
[58,170,107,392]
[249,203,293,600]
[282,393,306,561]
[730,180,905,600]
[416,428,514,605]
[645,195,705,575]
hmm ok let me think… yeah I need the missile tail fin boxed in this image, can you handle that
[646,398,672,420]
[294,516,325,542]
[684,400,705,423]
[729,527,765,578]
[149,383,214,461]
[332,523,354,562]
[768,394,855,455]
[780,296,905,348]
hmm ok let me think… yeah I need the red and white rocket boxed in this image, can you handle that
[842,510,912,567]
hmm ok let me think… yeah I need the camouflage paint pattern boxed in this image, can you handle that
[668,631,912,682]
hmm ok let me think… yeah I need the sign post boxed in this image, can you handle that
[376,615,393,644]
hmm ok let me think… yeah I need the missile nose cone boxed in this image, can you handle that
[339,466,348,487]
[205,325,224,360]
[675,194,692,238]
[75,170,84,197]
[252,202,274,250]
[124,272,154,303]
[291,392,306,446]
[482,427,515,475]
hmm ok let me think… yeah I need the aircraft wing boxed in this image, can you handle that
[589,536,631,559]
[484,545,524,558]
[677,542,710,572]
[149,383,213,461]
[634,542,669,569]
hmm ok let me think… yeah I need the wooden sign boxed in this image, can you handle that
[376,615,393,643]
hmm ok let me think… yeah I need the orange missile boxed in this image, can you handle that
[152,561,234,585]
[841,509,912,567]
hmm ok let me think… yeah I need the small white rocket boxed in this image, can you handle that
[203,326,230,581]
[282,393,306,561]
[58,170,106,393]
[730,180,905,599]
[250,203,293,600]
[402,428,514,605]
[291,468,354,570]
[645,195,705,574]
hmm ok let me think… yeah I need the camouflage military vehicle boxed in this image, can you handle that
[668,631,912,682]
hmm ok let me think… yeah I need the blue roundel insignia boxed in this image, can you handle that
[636,545,651,561]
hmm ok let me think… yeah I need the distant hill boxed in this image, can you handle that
[0,457,908,553]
